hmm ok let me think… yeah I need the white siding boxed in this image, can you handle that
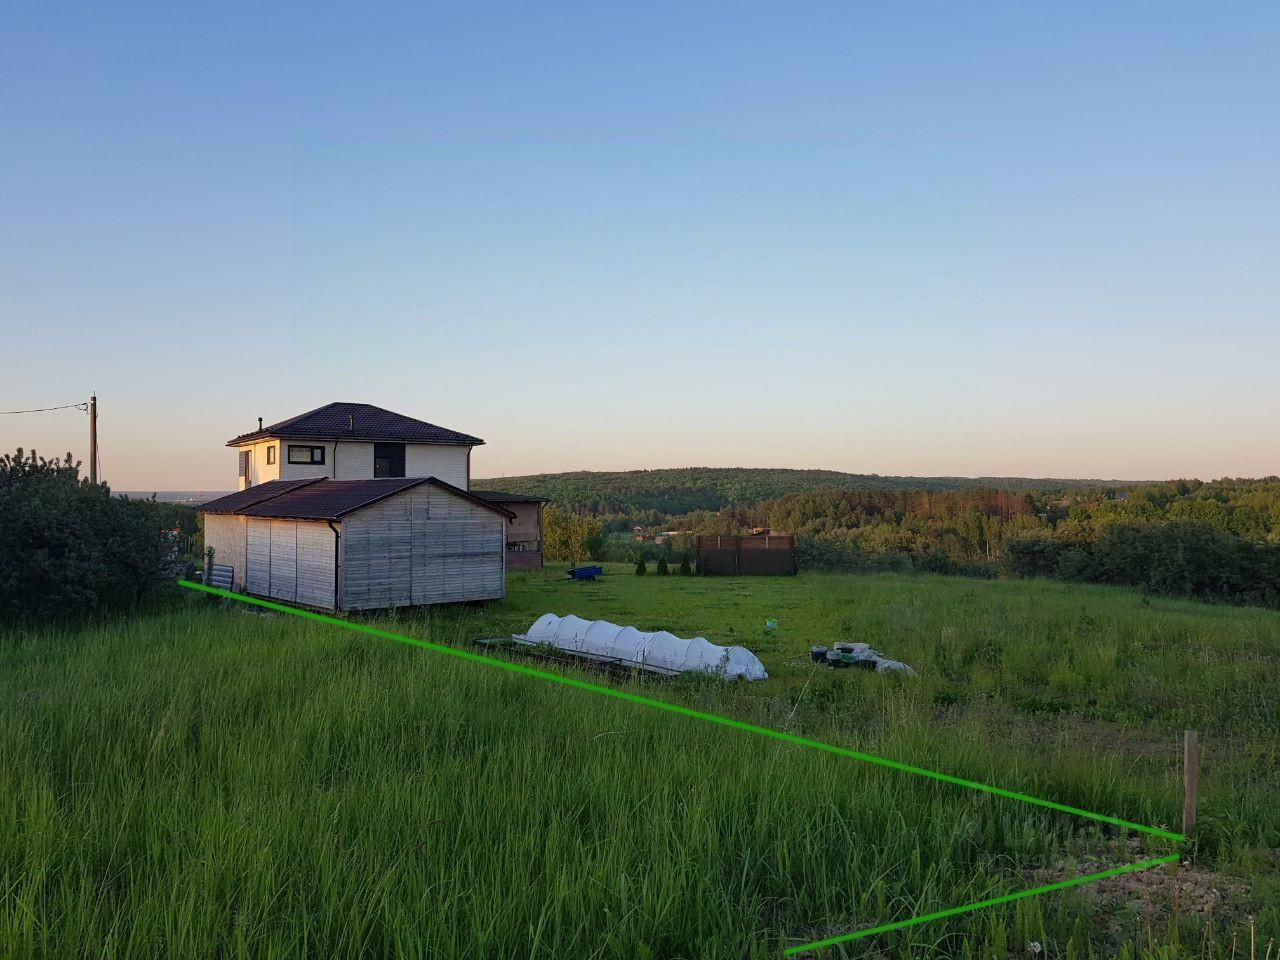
[502,502,541,543]
[234,439,282,490]
[333,442,376,480]
[339,484,504,611]
[202,514,247,590]
[404,444,470,489]
[276,440,471,487]
[280,441,338,480]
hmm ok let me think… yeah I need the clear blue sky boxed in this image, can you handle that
[2,2,1277,489]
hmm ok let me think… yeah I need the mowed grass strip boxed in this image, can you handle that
[2,571,1277,957]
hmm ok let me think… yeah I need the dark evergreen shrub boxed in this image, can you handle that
[0,449,176,622]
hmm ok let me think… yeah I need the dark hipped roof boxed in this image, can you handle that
[198,478,514,521]
[471,489,551,504]
[226,402,484,447]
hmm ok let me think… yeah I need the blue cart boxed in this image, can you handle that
[567,565,604,581]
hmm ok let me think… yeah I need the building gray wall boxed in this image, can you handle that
[339,485,504,610]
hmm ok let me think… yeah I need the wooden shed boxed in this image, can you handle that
[471,490,549,570]
[199,477,514,612]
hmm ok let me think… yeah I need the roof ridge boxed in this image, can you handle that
[330,477,429,517]
[226,402,483,447]
[264,401,343,433]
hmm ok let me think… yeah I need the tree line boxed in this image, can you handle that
[476,467,1126,516]
[542,477,1280,607]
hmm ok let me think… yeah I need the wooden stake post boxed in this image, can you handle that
[1182,730,1200,837]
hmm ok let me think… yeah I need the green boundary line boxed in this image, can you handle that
[177,580,1186,952]
[783,854,1181,954]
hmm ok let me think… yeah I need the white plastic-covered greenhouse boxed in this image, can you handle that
[521,614,768,681]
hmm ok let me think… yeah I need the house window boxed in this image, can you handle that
[288,445,326,465]
[238,450,250,478]
[266,445,276,465]
[374,442,406,478]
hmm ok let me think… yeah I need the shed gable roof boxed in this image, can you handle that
[198,477,514,521]
[226,402,484,447]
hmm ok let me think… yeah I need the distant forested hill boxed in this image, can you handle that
[473,467,1140,515]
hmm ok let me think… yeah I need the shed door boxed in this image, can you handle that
[296,523,336,609]
[244,518,334,609]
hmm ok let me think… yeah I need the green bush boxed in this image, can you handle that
[655,557,669,576]
[634,557,647,576]
[0,448,176,623]
[679,553,693,576]
[1008,522,1280,608]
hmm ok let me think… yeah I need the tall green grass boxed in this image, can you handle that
[2,571,1276,958]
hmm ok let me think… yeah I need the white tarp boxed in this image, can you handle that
[525,614,768,681]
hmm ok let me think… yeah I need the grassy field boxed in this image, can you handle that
[2,568,1277,958]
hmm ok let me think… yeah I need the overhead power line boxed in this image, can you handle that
[0,401,89,415]
[2,394,99,483]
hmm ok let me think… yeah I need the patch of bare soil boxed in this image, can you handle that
[1024,839,1256,948]
[785,843,1274,959]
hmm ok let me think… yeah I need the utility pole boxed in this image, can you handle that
[89,394,98,484]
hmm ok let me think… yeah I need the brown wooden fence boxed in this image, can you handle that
[696,534,795,576]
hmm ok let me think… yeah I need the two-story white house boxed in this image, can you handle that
[200,402,526,612]
[229,401,481,491]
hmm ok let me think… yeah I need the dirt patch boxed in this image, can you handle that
[786,844,1265,959]
[1023,839,1256,949]
[1029,858,1247,919]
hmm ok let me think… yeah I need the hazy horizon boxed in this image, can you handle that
[99,460,1280,503]
[2,4,1276,488]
